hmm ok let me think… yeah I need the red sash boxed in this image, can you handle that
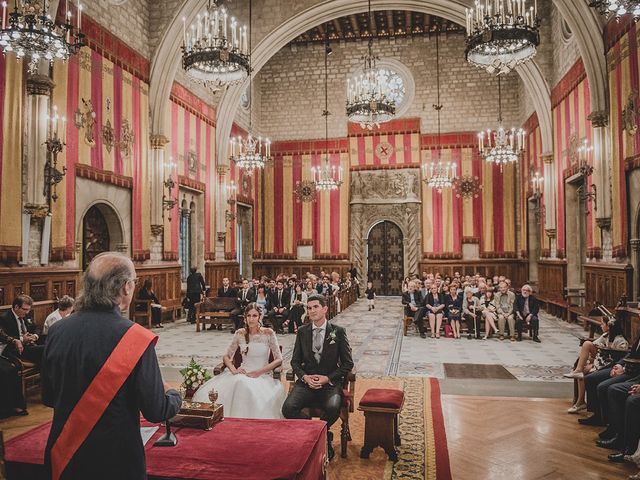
[51,323,157,480]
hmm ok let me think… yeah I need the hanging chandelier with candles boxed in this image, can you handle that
[345,0,395,130]
[422,33,456,193]
[465,0,540,75]
[181,0,249,86]
[229,0,269,175]
[313,29,343,191]
[0,0,85,73]
[589,0,640,20]
[478,76,525,167]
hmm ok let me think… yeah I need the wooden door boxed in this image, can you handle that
[367,221,404,295]
[82,205,111,271]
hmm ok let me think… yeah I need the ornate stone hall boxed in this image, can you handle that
[1,0,640,479]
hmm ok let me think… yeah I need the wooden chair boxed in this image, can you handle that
[18,359,40,399]
[403,315,414,336]
[131,299,153,329]
[285,369,356,458]
[213,345,283,380]
[195,297,238,332]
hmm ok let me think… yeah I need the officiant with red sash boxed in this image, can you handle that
[42,252,182,480]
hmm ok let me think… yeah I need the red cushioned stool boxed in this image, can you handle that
[358,388,404,461]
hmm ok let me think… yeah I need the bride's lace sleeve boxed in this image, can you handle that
[225,332,242,358]
[268,330,283,362]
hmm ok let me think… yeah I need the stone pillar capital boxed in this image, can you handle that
[545,228,556,239]
[588,110,609,128]
[150,224,164,236]
[595,217,612,230]
[542,154,554,164]
[217,165,230,176]
[150,134,170,149]
[26,74,54,96]
[630,239,640,252]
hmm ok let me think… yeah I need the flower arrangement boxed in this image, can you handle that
[180,358,211,395]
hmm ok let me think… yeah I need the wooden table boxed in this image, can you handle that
[5,418,327,480]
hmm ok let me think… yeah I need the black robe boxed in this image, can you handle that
[42,307,181,480]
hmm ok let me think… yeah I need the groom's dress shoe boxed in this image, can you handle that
[608,453,628,463]
[579,415,604,426]
[597,437,621,450]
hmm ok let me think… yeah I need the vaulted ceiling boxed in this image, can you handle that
[290,10,465,45]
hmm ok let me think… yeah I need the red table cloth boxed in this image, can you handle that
[5,418,327,480]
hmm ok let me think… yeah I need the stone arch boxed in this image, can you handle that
[366,218,407,242]
[149,0,555,160]
[78,201,126,270]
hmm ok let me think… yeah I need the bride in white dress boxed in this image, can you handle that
[192,303,286,419]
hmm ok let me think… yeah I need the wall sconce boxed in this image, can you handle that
[162,160,178,221]
[225,180,237,224]
[531,171,544,221]
[44,105,68,210]
[575,139,597,214]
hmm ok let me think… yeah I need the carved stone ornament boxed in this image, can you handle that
[294,180,317,203]
[188,150,198,174]
[217,165,229,176]
[150,224,164,236]
[217,231,227,242]
[630,239,640,252]
[542,154,554,164]
[622,92,638,136]
[150,134,170,149]
[588,110,609,129]
[102,119,115,153]
[545,228,557,239]
[595,217,612,231]
[350,169,420,203]
[566,132,579,166]
[23,203,49,219]
[26,74,54,96]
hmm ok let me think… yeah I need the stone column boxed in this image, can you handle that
[216,165,229,260]
[631,239,640,301]
[542,153,556,258]
[149,134,169,262]
[589,110,613,260]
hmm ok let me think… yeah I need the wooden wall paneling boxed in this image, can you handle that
[0,268,81,326]
[584,263,633,308]
[417,260,529,288]
[133,264,183,319]
[537,260,567,299]
[205,262,241,294]
[251,261,353,281]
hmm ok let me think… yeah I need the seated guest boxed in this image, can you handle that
[304,279,316,297]
[601,371,640,462]
[564,317,628,414]
[580,335,640,428]
[474,282,487,299]
[0,327,27,417]
[0,295,43,365]
[402,281,424,338]
[137,280,163,328]
[286,284,307,333]
[424,284,446,339]
[445,284,463,339]
[233,279,257,332]
[267,280,290,334]
[462,287,481,339]
[478,288,498,340]
[495,282,516,341]
[514,284,541,343]
[255,285,271,317]
[212,277,238,331]
[42,295,75,340]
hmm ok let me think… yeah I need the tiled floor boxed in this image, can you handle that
[155,297,583,389]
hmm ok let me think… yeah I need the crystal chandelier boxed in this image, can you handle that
[478,77,525,168]
[0,0,85,73]
[229,0,269,175]
[422,33,456,193]
[313,31,343,191]
[465,0,540,75]
[181,0,249,86]
[345,0,395,130]
[589,0,640,20]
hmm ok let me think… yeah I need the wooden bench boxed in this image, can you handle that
[537,294,569,320]
[568,305,592,324]
[195,297,238,332]
[578,315,603,339]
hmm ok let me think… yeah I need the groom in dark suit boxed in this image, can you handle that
[282,293,354,460]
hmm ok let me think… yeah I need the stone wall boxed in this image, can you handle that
[550,2,581,88]
[83,0,152,58]
[259,34,521,141]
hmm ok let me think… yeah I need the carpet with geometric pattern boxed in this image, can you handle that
[328,376,451,480]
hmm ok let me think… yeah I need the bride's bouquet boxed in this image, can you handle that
[180,358,212,396]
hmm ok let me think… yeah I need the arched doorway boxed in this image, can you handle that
[81,203,124,270]
[367,221,404,296]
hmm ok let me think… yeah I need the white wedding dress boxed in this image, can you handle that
[192,329,286,419]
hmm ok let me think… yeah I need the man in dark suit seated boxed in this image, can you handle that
[514,284,541,343]
[282,294,354,461]
[0,294,44,365]
[402,281,425,338]
[267,279,290,334]
[186,266,207,324]
[232,279,256,332]
[211,277,238,330]
[0,327,28,417]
